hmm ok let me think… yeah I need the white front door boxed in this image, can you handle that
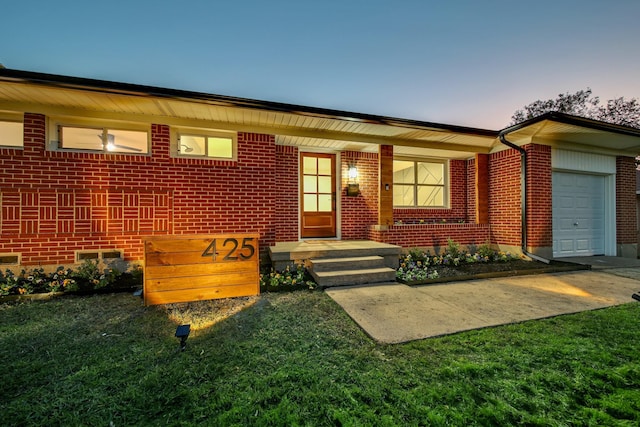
[552,172,605,257]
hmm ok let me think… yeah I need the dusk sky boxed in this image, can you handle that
[2,0,639,130]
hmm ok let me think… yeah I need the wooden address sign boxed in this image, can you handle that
[143,234,260,306]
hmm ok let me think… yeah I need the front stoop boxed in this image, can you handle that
[309,256,397,288]
[269,240,401,288]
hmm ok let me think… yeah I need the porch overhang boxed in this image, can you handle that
[0,68,497,159]
[495,112,640,157]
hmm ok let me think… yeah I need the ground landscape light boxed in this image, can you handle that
[175,324,191,351]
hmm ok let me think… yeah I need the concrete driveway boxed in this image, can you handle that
[325,269,640,344]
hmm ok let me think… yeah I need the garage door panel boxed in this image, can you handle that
[552,172,605,257]
[575,175,592,188]
[559,218,575,230]
[559,240,575,252]
[559,196,574,208]
[575,239,590,251]
[575,197,589,209]
[557,174,574,187]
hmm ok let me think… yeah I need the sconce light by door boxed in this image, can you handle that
[348,164,358,182]
[347,163,360,196]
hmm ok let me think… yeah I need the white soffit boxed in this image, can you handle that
[500,120,640,156]
[0,80,496,155]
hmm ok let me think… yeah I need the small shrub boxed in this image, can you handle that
[407,248,429,264]
[44,267,78,293]
[260,263,317,291]
[72,259,118,290]
[0,269,21,296]
[445,238,461,259]
[476,242,495,260]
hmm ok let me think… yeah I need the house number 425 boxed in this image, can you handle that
[201,238,256,262]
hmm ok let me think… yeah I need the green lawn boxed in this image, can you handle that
[1,291,639,426]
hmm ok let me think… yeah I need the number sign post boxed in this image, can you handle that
[143,234,260,306]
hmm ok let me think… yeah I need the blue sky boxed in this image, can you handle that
[1,0,639,130]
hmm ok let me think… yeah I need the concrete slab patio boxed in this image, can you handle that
[325,269,640,344]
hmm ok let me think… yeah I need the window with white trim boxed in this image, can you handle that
[0,113,23,148]
[49,117,149,154]
[173,128,236,160]
[393,159,447,207]
[60,126,149,153]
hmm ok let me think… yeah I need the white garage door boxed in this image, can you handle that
[552,172,605,257]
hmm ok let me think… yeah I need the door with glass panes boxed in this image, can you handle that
[301,153,336,238]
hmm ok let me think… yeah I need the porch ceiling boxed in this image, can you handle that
[0,69,497,159]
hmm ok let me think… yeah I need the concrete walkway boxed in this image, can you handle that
[325,269,640,344]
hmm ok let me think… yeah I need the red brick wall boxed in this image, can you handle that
[616,156,637,244]
[525,144,552,248]
[394,159,468,223]
[369,223,490,250]
[0,113,277,265]
[275,145,299,242]
[488,148,521,246]
[341,151,378,239]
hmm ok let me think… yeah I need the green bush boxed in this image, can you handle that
[0,260,141,297]
[446,238,461,259]
[476,242,495,260]
[397,238,519,282]
[260,263,317,292]
[72,259,118,291]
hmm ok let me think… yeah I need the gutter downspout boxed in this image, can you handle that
[498,133,551,264]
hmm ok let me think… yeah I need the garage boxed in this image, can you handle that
[552,172,605,257]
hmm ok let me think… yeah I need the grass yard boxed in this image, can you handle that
[1,291,639,426]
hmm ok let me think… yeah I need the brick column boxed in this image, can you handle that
[378,145,393,226]
[474,153,489,224]
[616,156,637,257]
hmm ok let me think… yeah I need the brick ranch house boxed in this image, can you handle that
[0,68,639,272]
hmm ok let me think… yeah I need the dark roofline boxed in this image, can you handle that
[500,111,640,138]
[0,68,498,137]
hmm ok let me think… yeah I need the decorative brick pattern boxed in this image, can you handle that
[0,189,171,236]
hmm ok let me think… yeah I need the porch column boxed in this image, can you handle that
[379,145,394,226]
[475,153,489,224]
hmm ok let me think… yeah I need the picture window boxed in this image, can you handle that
[393,159,447,207]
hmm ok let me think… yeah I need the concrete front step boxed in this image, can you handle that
[310,255,386,272]
[269,240,401,271]
[269,240,401,288]
[310,267,397,288]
